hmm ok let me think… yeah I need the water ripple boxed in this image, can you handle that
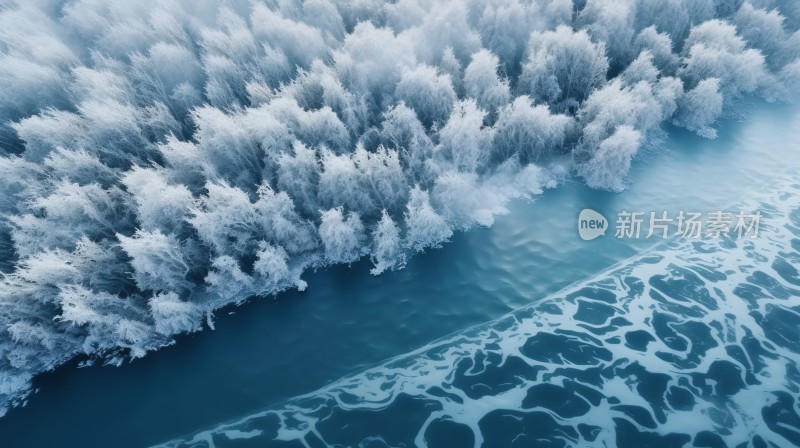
[157,173,800,448]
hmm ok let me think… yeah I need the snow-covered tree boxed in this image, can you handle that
[395,65,457,129]
[277,141,321,217]
[433,171,508,229]
[634,27,679,74]
[333,22,416,106]
[733,3,792,69]
[573,77,681,189]
[679,19,768,97]
[252,242,295,293]
[403,187,452,252]
[250,3,331,70]
[318,207,366,264]
[191,106,263,189]
[520,26,609,112]
[380,103,435,185]
[493,97,573,164]
[318,148,372,212]
[353,146,409,216]
[620,51,660,85]
[117,230,191,293]
[464,50,511,118]
[121,167,193,234]
[576,125,642,192]
[473,0,540,77]
[578,0,637,70]
[204,256,254,308]
[189,182,261,258]
[266,97,351,153]
[149,292,202,336]
[674,77,723,138]
[438,100,492,173]
[370,210,405,275]
[253,184,319,255]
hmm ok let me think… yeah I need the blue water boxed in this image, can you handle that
[161,175,800,447]
[0,101,798,447]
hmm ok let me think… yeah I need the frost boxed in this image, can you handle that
[493,96,573,164]
[319,207,366,264]
[370,210,405,276]
[674,78,724,139]
[464,50,511,118]
[404,187,453,252]
[520,26,609,112]
[577,125,642,192]
[118,230,191,293]
[395,65,457,129]
[149,292,202,337]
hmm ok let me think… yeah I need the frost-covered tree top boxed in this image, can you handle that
[0,0,798,415]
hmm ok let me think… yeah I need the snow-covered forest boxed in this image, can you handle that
[0,0,798,414]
